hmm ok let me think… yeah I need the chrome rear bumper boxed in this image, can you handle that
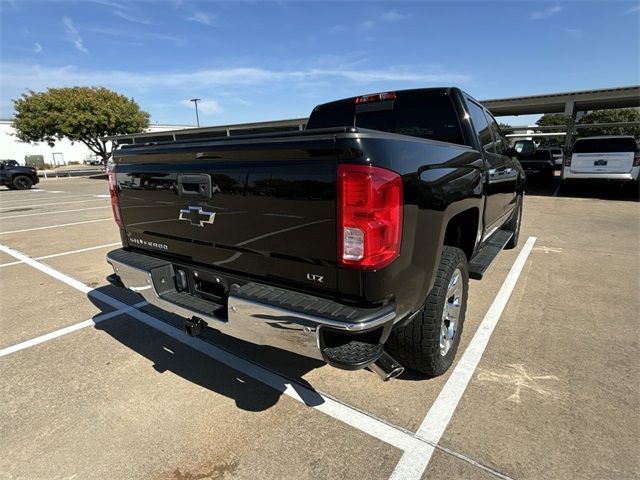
[106,249,396,363]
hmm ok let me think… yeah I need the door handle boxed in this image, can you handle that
[177,173,212,200]
[488,167,512,176]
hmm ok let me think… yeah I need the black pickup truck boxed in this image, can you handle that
[106,88,524,381]
[0,162,39,190]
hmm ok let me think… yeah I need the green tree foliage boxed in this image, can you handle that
[536,109,639,139]
[533,109,639,147]
[535,113,571,128]
[577,108,640,139]
[13,87,150,163]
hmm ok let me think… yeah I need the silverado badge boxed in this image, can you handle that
[179,206,216,227]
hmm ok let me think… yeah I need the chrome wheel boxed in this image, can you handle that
[440,267,463,356]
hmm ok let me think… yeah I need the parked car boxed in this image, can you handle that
[0,162,39,190]
[513,141,555,179]
[106,87,525,381]
[84,155,103,166]
[549,147,563,167]
[562,136,640,184]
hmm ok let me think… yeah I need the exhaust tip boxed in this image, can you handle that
[369,351,404,381]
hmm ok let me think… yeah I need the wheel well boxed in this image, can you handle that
[443,208,479,260]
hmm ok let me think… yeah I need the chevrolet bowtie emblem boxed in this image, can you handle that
[179,206,216,227]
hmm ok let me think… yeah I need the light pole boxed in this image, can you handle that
[190,98,201,127]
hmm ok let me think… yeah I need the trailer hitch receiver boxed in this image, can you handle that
[184,316,208,337]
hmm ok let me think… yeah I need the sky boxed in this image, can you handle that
[1,0,639,127]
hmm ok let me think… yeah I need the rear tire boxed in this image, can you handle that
[12,175,33,190]
[386,246,469,377]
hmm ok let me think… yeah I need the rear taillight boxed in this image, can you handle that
[108,170,123,228]
[634,152,640,166]
[354,91,396,104]
[337,164,403,270]
[564,155,572,167]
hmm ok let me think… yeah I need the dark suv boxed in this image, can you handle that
[0,162,39,190]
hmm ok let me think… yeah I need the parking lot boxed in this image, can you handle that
[0,175,638,479]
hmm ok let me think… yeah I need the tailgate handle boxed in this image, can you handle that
[177,174,212,199]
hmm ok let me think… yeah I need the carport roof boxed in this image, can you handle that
[481,85,640,116]
[104,85,640,142]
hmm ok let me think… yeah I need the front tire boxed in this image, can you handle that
[12,175,33,190]
[387,246,469,377]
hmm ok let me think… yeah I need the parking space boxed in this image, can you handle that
[1,176,638,479]
[1,316,403,480]
[0,264,116,348]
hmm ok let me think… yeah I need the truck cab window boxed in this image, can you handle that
[466,99,495,153]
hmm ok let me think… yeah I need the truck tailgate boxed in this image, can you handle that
[570,152,634,174]
[114,138,338,292]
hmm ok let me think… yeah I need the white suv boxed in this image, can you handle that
[562,136,639,183]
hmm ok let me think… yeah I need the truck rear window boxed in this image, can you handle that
[572,138,638,153]
[306,91,465,145]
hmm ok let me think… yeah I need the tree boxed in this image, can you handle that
[13,87,150,164]
[577,108,640,139]
[537,109,640,139]
[536,113,571,128]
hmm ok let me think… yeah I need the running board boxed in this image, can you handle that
[468,230,514,280]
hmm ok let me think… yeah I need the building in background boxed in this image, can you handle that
[0,120,195,166]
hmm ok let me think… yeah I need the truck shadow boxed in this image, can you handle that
[87,286,325,412]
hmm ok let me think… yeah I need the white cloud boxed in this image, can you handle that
[358,10,406,31]
[33,42,42,53]
[186,12,216,26]
[530,5,562,20]
[180,99,224,115]
[62,17,88,53]
[359,20,375,30]
[113,10,153,25]
[0,63,471,92]
[84,26,183,43]
[625,4,640,13]
[380,11,406,22]
[91,0,128,9]
[563,28,584,39]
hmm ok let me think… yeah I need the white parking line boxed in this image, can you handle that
[0,240,534,479]
[0,218,112,235]
[0,242,121,268]
[0,193,100,206]
[0,243,420,452]
[0,301,148,358]
[1,205,110,219]
[389,237,536,480]
[0,198,107,211]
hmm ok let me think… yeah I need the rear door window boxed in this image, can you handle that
[572,138,638,153]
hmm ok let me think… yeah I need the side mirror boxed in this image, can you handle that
[514,141,535,156]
